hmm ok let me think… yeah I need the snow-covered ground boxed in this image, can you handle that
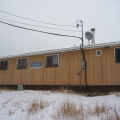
[0,90,120,120]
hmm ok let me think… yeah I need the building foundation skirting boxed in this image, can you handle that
[0,85,120,93]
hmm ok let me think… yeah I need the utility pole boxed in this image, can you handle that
[81,21,83,48]
[76,20,87,93]
[76,20,83,49]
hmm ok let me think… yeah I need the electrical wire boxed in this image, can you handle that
[0,9,76,27]
[81,48,87,93]
[0,18,81,32]
[0,20,82,40]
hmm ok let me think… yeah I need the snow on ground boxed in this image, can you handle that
[0,90,120,120]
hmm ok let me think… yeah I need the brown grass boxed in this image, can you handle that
[115,92,120,97]
[103,107,120,120]
[52,99,120,120]
[55,87,75,94]
[8,110,14,116]
[55,87,68,93]
[53,100,84,120]
[88,104,120,120]
[93,103,105,116]
[114,107,120,120]
[0,87,9,91]
[27,99,49,115]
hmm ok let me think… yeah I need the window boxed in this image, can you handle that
[0,60,8,70]
[96,50,102,56]
[17,58,27,69]
[115,48,120,63]
[31,61,42,69]
[46,54,59,67]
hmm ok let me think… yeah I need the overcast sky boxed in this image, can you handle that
[0,0,120,57]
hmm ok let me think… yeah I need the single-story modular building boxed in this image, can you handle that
[0,42,120,86]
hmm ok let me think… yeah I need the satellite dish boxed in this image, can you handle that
[85,31,93,40]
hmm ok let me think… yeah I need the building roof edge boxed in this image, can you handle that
[0,41,120,59]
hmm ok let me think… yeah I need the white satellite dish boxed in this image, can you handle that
[85,31,93,40]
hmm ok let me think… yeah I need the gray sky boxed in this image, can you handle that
[0,0,120,57]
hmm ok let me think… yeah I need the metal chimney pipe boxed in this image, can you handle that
[91,28,95,44]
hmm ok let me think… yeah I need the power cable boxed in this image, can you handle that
[0,18,81,32]
[0,20,82,40]
[0,9,76,27]
[81,48,87,93]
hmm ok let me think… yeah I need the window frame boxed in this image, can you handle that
[17,57,28,69]
[0,60,8,70]
[45,54,59,68]
[114,47,120,63]
[96,50,102,56]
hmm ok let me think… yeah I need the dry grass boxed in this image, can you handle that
[0,87,9,91]
[86,92,110,97]
[55,87,68,93]
[93,103,105,116]
[53,99,120,120]
[8,110,14,116]
[28,102,39,114]
[88,104,120,120]
[114,107,120,120]
[27,99,49,115]
[53,100,84,120]
[102,107,120,120]
[55,87,75,94]
[115,92,120,97]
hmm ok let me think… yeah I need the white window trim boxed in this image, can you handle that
[45,54,59,67]
[114,47,120,56]
[17,57,28,68]
[0,60,9,70]
[0,59,9,62]
[96,50,102,56]
[114,47,120,63]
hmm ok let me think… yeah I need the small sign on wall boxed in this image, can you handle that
[31,61,42,69]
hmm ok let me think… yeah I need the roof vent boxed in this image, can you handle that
[91,28,95,44]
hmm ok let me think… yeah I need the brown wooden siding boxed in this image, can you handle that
[0,46,120,85]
